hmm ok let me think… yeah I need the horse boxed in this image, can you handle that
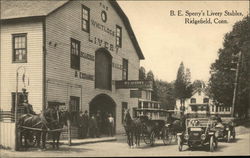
[18,106,59,149]
[50,110,69,149]
[123,109,143,148]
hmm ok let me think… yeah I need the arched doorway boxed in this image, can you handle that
[89,94,116,135]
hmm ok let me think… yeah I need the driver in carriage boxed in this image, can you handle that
[20,88,36,116]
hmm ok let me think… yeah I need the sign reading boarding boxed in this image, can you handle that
[115,80,153,89]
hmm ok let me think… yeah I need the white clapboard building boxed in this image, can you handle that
[175,88,232,116]
[0,0,150,138]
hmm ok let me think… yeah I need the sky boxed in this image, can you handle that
[118,0,249,83]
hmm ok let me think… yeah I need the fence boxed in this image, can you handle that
[0,111,16,149]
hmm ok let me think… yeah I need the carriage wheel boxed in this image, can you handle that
[210,136,215,152]
[232,128,236,140]
[177,136,182,151]
[27,134,36,147]
[162,127,172,145]
[227,130,231,143]
[143,133,151,145]
[150,131,155,146]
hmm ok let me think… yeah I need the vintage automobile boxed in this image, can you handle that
[213,117,236,142]
[177,118,218,152]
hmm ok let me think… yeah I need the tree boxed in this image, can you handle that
[155,80,175,110]
[209,16,250,118]
[139,66,146,80]
[146,70,159,101]
[193,80,206,90]
[174,62,193,112]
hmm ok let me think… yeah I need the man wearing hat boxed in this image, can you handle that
[21,88,36,115]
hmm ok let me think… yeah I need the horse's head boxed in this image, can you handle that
[124,109,132,125]
[58,110,69,126]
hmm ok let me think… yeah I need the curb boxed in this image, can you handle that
[48,137,117,146]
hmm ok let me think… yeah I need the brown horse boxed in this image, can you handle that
[50,110,69,149]
[18,106,59,149]
[123,109,143,148]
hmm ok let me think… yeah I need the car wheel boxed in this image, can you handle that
[150,131,155,146]
[227,130,231,143]
[210,136,215,152]
[233,128,236,140]
[162,127,172,145]
[177,136,182,151]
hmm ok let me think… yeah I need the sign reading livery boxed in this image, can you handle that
[115,80,153,89]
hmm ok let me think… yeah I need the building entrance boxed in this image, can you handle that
[89,94,116,136]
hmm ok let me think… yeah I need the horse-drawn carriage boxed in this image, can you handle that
[124,108,182,147]
[17,101,68,150]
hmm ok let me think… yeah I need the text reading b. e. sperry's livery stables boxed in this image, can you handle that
[170,10,244,25]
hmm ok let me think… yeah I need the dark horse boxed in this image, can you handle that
[123,109,144,148]
[18,106,59,149]
[50,110,69,149]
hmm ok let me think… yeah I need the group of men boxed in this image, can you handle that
[78,110,115,138]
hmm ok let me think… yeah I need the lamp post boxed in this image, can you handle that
[15,66,26,151]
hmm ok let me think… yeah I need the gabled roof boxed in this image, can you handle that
[0,0,144,60]
[0,0,69,20]
[191,88,208,97]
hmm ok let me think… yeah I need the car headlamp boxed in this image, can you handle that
[184,134,189,140]
[201,134,206,140]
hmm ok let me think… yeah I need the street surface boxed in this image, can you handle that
[0,132,249,157]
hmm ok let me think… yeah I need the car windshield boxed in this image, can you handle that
[186,118,212,127]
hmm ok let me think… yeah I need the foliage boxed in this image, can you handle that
[209,16,250,117]
[192,80,206,90]
[154,80,176,110]
[146,70,159,101]
[174,62,193,106]
[139,66,146,80]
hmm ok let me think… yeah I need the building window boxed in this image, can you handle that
[203,98,209,103]
[116,25,122,48]
[212,105,214,112]
[132,107,137,118]
[82,5,90,32]
[191,106,197,112]
[190,98,196,103]
[122,102,128,124]
[146,91,151,100]
[71,38,80,70]
[69,96,80,126]
[11,92,27,113]
[122,59,128,80]
[12,34,27,63]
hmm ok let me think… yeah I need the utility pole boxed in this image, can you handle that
[231,51,242,117]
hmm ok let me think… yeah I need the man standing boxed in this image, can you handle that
[96,111,102,137]
[78,111,84,139]
[82,110,89,138]
[89,114,97,138]
[107,113,114,137]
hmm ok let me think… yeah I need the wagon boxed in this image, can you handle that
[140,119,167,146]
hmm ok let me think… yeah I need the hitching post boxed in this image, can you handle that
[15,70,19,151]
[15,66,26,150]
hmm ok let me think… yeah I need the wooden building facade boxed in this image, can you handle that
[0,0,145,137]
